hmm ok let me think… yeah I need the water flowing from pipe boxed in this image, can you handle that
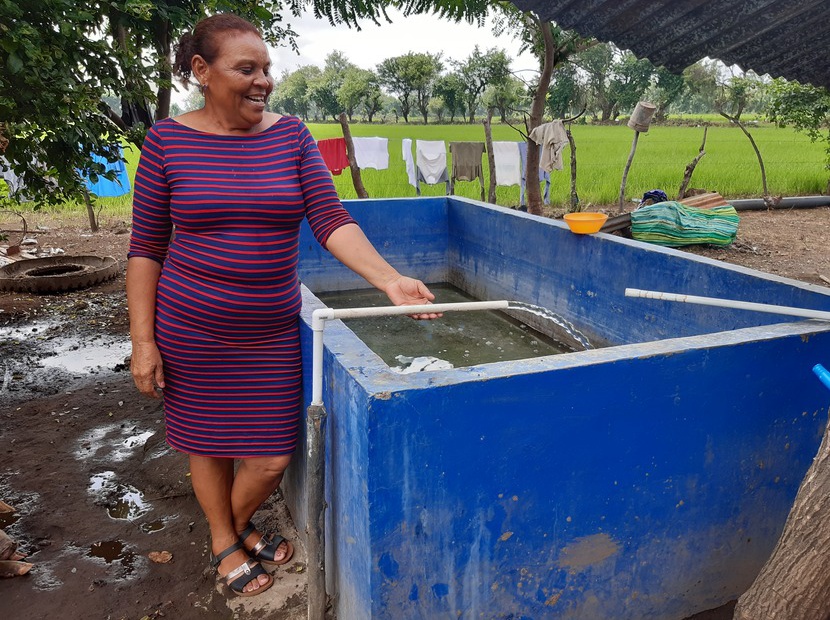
[508,302,593,350]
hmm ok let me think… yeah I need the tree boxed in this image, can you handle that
[0,0,125,206]
[765,79,830,193]
[547,63,584,119]
[433,73,467,123]
[378,52,441,123]
[483,75,526,122]
[649,67,686,122]
[273,66,316,119]
[308,51,355,120]
[453,46,511,123]
[608,51,654,119]
[574,42,615,121]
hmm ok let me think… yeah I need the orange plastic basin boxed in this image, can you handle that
[563,212,608,234]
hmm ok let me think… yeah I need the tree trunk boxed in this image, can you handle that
[153,19,172,121]
[482,110,497,204]
[525,15,555,217]
[733,413,830,620]
[719,112,769,203]
[339,113,369,199]
[678,127,708,199]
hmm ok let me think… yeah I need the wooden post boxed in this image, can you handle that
[618,131,640,214]
[482,110,497,204]
[306,403,327,620]
[338,113,369,199]
[567,128,579,211]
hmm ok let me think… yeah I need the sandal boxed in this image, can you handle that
[210,541,273,597]
[240,522,294,567]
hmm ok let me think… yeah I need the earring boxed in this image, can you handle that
[199,82,207,94]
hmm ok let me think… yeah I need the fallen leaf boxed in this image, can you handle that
[148,551,173,564]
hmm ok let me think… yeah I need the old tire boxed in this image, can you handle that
[0,255,120,293]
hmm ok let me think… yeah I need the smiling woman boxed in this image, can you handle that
[124,11,438,604]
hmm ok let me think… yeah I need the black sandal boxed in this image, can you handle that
[240,522,294,567]
[210,541,273,597]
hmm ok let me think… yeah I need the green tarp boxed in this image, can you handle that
[630,201,739,247]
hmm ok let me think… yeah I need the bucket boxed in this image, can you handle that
[627,101,657,132]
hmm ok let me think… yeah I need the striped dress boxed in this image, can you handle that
[128,116,355,458]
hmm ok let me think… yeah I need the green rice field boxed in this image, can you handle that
[27,121,828,218]
[309,122,828,208]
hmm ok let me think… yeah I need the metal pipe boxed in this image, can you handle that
[730,195,830,211]
[625,288,830,321]
[306,299,509,619]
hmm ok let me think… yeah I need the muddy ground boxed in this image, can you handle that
[1,205,829,620]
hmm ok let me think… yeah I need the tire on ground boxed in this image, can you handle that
[0,256,120,294]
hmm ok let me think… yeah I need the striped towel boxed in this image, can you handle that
[630,201,739,247]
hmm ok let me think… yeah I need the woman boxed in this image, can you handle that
[126,13,437,597]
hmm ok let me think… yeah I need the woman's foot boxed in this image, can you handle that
[238,522,294,566]
[210,540,273,596]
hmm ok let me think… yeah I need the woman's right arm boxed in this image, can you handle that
[126,257,165,397]
[126,127,173,398]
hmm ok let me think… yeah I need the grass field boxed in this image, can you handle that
[310,122,828,208]
[26,120,828,219]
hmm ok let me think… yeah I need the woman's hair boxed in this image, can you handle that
[172,14,261,85]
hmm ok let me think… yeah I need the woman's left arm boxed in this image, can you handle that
[325,223,440,320]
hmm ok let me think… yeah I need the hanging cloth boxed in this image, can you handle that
[415,140,449,195]
[492,141,522,187]
[529,120,568,172]
[402,138,417,189]
[352,137,389,170]
[317,137,350,175]
[449,141,486,201]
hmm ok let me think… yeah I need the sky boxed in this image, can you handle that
[172,7,540,103]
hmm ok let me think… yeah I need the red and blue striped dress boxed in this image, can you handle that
[128,116,355,458]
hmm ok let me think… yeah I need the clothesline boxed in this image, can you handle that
[316,122,567,203]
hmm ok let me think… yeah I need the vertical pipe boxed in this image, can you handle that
[306,402,327,620]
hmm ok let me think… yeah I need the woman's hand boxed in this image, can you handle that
[130,341,166,398]
[382,276,442,320]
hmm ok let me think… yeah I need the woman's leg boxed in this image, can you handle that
[189,454,270,592]
[231,454,293,560]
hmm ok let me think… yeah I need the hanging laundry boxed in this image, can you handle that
[402,139,417,189]
[415,140,448,184]
[317,137,350,175]
[0,156,25,197]
[449,141,486,201]
[492,141,522,187]
[529,120,568,172]
[518,142,551,206]
[83,146,131,197]
[415,140,449,195]
[352,137,389,170]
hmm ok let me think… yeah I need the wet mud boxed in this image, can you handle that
[0,285,307,620]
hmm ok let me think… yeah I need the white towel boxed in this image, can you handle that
[402,138,417,188]
[529,120,568,172]
[492,141,522,186]
[415,140,447,185]
[352,137,389,170]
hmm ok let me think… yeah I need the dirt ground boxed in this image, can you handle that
[1,205,829,620]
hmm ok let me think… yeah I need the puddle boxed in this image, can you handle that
[76,423,155,462]
[0,511,20,529]
[88,540,138,578]
[139,515,176,534]
[88,471,151,521]
[41,337,131,373]
[0,319,62,341]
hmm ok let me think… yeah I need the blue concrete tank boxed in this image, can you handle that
[285,197,830,620]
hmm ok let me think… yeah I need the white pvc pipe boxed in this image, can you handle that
[625,288,830,321]
[310,300,509,405]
